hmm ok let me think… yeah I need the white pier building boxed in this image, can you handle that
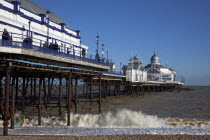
[0,0,88,54]
[123,56,147,82]
[144,52,176,82]
[0,0,112,71]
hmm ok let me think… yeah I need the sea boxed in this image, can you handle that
[1,86,210,136]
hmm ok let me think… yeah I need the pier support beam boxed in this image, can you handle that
[21,77,26,114]
[98,74,102,114]
[59,76,62,116]
[15,77,18,108]
[4,62,11,136]
[10,77,16,129]
[38,77,43,126]
[74,78,78,113]
[67,73,72,126]
[0,77,3,119]
[89,77,93,110]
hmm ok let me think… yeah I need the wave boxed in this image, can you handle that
[21,109,210,128]
[1,109,209,129]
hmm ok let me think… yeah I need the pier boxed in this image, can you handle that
[0,37,182,135]
[0,0,183,135]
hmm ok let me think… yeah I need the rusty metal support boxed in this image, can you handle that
[0,77,3,116]
[48,78,51,97]
[98,74,102,114]
[89,77,93,110]
[59,76,62,116]
[109,85,111,96]
[85,81,89,102]
[33,78,36,99]
[38,77,43,126]
[15,77,18,107]
[43,78,47,103]
[22,77,26,114]
[67,73,72,126]
[74,78,78,113]
[30,77,33,104]
[4,62,11,135]
[10,77,15,129]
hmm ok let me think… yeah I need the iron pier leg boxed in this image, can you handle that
[67,73,72,126]
[43,78,47,109]
[38,77,43,126]
[30,77,33,104]
[22,77,26,114]
[0,77,3,117]
[46,78,51,107]
[74,78,78,113]
[15,77,18,109]
[99,75,102,114]
[59,76,62,116]
[89,78,93,110]
[85,81,89,102]
[4,63,11,136]
[10,77,15,129]
[33,78,36,100]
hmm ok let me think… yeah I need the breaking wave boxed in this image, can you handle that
[23,109,165,128]
[18,109,210,128]
[1,109,209,129]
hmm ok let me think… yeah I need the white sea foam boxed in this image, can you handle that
[1,109,210,129]
[1,109,210,135]
[24,109,167,128]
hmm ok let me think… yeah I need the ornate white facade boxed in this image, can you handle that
[124,56,147,82]
[123,53,177,83]
[0,0,87,55]
[144,52,176,82]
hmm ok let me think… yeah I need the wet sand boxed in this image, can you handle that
[0,135,210,140]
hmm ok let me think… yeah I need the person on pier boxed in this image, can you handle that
[1,29,10,46]
[67,45,72,54]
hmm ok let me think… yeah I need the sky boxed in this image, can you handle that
[32,0,210,86]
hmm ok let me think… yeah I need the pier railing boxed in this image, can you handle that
[0,37,110,66]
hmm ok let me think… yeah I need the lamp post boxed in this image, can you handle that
[95,35,100,60]
[96,35,99,53]
[107,51,109,61]
[120,62,122,74]
[101,44,104,59]
[80,40,82,57]
[28,20,31,38]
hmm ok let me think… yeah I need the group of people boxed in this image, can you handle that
[43,41,59,51]
[2,29,33,47]
[1,29,12,45]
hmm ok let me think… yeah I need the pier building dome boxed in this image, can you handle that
[150,52,160,65]
[144,52,176,82]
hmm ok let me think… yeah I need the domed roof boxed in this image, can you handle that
[133,56,139,60]
[7,0,71,29]
[150,52,160,64]
[151,52,159,61]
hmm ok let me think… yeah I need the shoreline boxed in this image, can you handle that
[0,135,210,140]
